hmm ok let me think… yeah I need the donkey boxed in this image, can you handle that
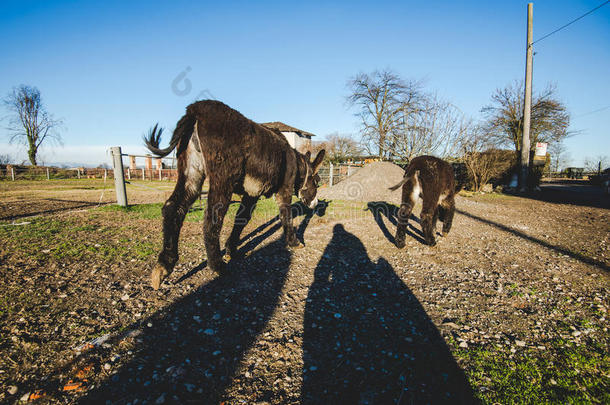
[145,100,325,289]
[389,155,456,248]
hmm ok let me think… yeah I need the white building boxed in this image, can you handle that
[261,121,315,152]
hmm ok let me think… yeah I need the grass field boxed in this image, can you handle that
[0,179,608,403]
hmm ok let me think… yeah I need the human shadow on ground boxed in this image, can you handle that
[457,208,609,273]
[366,201,426,245]
[301,224,478,404]
[76,239,292,403]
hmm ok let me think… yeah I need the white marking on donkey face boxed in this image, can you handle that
[243,175,264,197]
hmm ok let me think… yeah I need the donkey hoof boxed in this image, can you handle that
[151,264,169,290]
[288,240,304,249]
[395,237,406,249]
[427,239,437,247]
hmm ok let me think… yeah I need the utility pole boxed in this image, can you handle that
[520,2,534,192]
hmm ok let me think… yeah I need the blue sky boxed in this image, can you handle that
[0,0,608,167]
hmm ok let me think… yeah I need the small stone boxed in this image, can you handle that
[459,341,468,348]
[203,329,214,335]
[147,322,153,328]
[20,393,30,402]
[121,294,130,301]
[515,340,526,347]
[193,316,201,323]
[334,313,342,319]
[550,378,557,385]
[572,331,581,337]
[7,386,17,395]
[155,393,166,404]
[104,363,111,371]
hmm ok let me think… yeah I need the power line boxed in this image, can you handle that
[532,0,610,45]
[575,105,610,118]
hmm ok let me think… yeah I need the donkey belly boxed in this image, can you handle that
[243,174,267,197]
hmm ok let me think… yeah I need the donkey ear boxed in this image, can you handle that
[312,149,326,173]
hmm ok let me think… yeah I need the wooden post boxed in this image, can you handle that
[520,2,533,192]
[129,155,136,170]
[329,162,334,186]
[141,168,145,180]
[77,168,81,179]
[110,147,128,207]
[104,169,108,181]
[10,166,15,181]
[46,168,50,180]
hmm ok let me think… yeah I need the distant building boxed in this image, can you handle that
[261,121,315,151]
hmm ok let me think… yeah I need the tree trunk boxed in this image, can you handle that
[28,142,37,166]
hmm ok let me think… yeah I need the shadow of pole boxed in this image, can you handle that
[456,208,609,272]
[301,224,478,403]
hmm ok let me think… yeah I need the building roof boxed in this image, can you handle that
[261,121,315,137]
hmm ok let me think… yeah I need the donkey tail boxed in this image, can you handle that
[389,167,420,191]
[143,114,196,157]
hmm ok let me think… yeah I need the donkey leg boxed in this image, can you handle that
[277,192,301,248]
[420,198,440,247]
[395,181,416,249]
[224,195,259,261]
[152,174,204,289]
[204,186,232,275]
[441,197,456,237]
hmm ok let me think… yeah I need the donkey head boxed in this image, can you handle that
[297,149,326,209]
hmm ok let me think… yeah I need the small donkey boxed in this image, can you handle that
[389,155,456,248]
[145,100,325,289]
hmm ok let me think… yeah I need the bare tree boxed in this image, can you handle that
[460,127,515,192]
[322,132,362,163]
[481,81,571,156]
[3,85,63,165]
[548,140,571,174]
[0,154,12,165]
[347,69,422,158]
[390,95,470,160]
[583,155,609,173]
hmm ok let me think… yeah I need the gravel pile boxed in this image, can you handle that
[319,161,405,203]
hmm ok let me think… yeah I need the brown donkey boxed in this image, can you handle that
[389,155,456,248]
[145,100,325,289]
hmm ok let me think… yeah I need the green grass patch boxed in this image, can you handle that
[0,217,156,263]
[453,339,610,404]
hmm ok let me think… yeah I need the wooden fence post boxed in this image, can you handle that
[110,146,128,207]
[46,168,50,180]
[104,169,108,181]
[141,168,145,180]
[329,162,334,187]
[10,166,15,181]
[127,168,130,180]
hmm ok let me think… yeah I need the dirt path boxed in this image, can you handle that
[0,185,608,403]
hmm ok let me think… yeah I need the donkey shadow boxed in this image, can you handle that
[78,239,292,403]
[366,201,426,245]
[301,224,477,403]
[176,200,328,284]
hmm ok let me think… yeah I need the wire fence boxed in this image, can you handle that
[1,162,364,185]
